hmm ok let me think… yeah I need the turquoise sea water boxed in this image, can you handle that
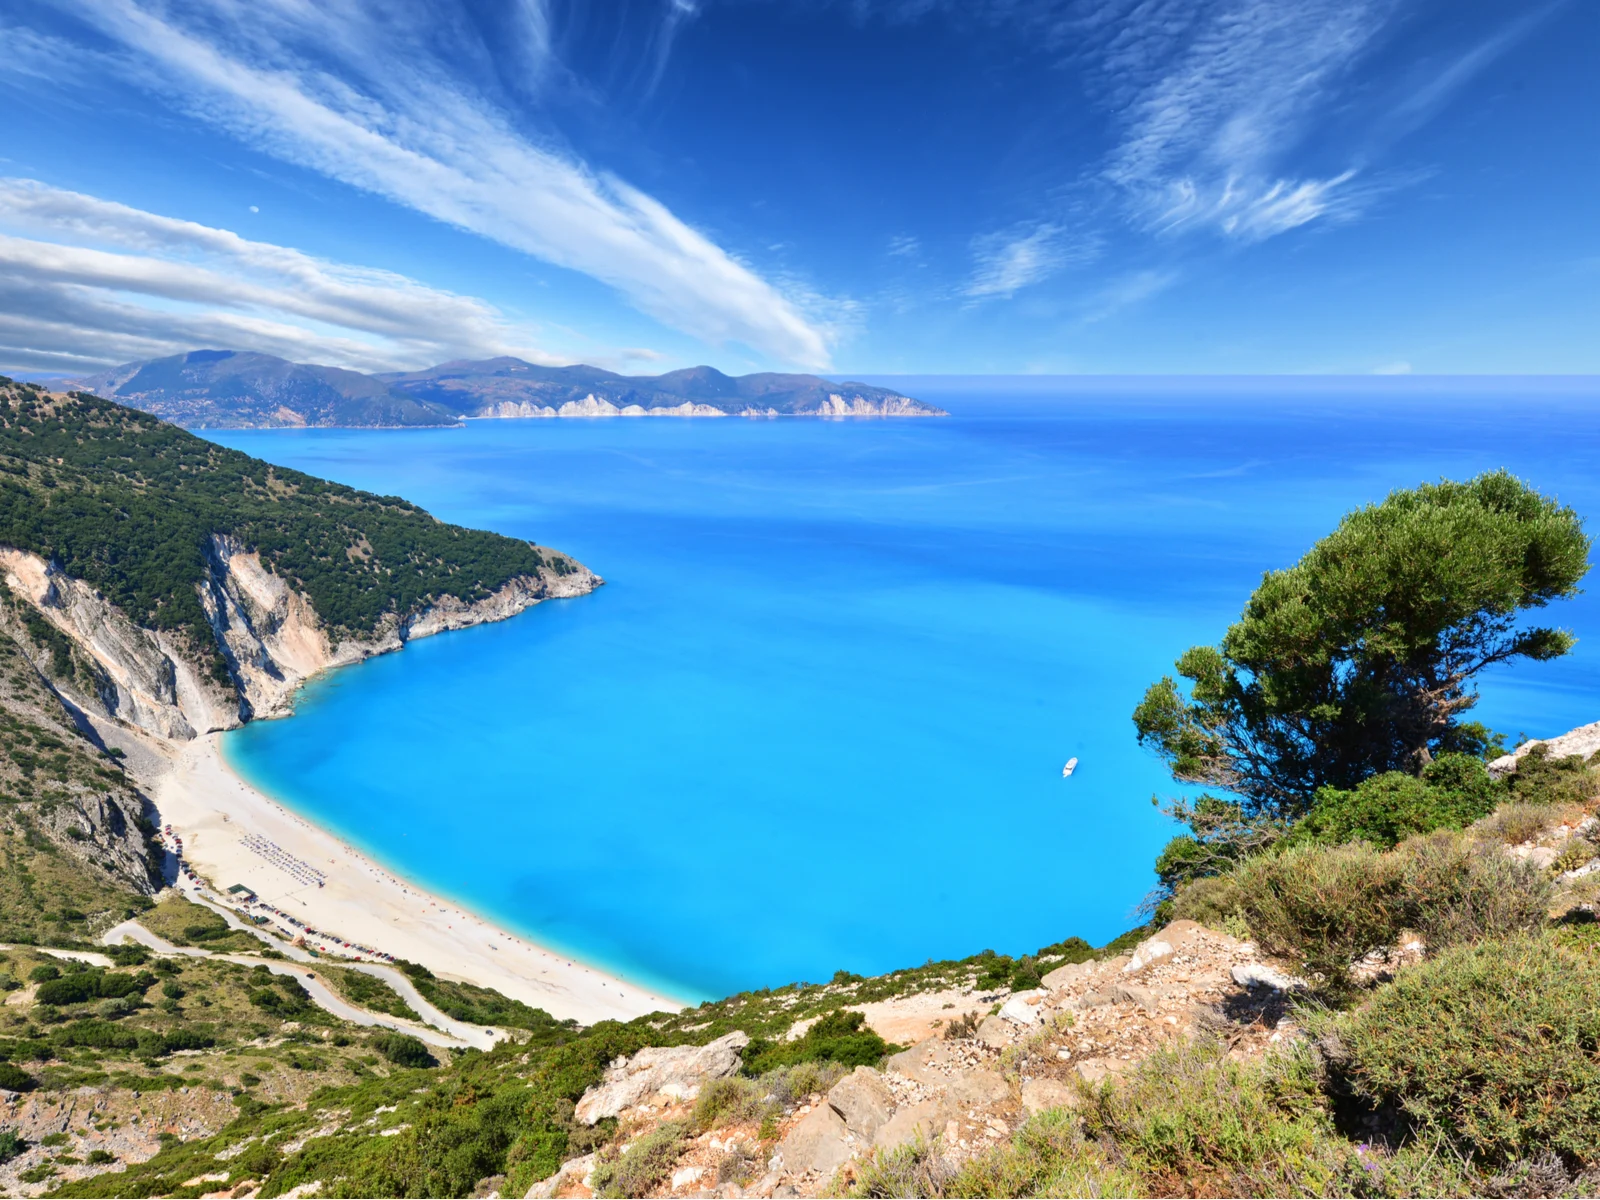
[215,379,1600,1003]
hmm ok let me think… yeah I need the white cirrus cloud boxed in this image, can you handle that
[1083,0,1396,240]
[30,0,833,368]
[0,178,556,374]
[966,224,1100,299]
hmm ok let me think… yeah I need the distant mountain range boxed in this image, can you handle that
[70,350,946,429]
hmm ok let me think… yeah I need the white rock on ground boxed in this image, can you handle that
[524,1152,595,1199]
[574,1032,750,1124]
[998,992,1044,1025]
[1122,938,1175,976]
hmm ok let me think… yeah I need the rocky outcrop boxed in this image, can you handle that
[574,1031,750,1124]
[1489,720,1600,778]
[33,790,163,896]
[0,548,230,739]
[809,392,941,417]
[482,395,736,418]
[1,541,601,739]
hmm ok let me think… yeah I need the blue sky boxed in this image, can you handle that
[1,0,1596,376]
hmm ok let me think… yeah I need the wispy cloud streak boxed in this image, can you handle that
[33,0,833,367]
[1084,0,1396,240]
[0,179,549,373]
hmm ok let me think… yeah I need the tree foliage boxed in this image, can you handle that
[1134,471,1589,819]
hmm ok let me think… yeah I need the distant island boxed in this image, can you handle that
[69,350,947,429]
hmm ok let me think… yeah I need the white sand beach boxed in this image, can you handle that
[146,732,683,1026]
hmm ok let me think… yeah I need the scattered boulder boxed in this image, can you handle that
[946,1067,1008,1108]
[1488,720,1600,778]
[778,1104,853,1176]
[998,993,1044,1025]
[1020,1076,1078,1116]
[827,1067,896,1140]
[1041,960,1091,989]
[885,1039,954,1086]
[1526,846,1560,870]
[873,1098,948,1149]
[524,1152,595,1198]
[1080,983,1155,1013]
[1122,938,1174,977]
[670,1165,704,1190]
[574,1032,750,1124]
[974,1016,1014,1049]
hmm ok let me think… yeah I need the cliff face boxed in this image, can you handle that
[0,541,600,740]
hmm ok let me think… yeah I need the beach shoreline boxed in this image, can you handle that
[145,731,684,1025]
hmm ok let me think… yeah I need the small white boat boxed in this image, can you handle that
[1062,757,1079,778]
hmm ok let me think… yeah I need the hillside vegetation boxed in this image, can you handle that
[0,378,567,643]
[3,458,1598,1198]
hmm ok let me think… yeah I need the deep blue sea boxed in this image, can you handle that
[213,378,1600,1003]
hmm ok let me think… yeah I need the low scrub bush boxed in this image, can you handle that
[1178,842,1406,993]
[1397,832,1551,950]
[1066,1042,1367,1198]
[743,1009,890,1075]
[693,1075,768,1131]
[1318,932,1600,1167]
[852,1045,1377,1198]
[1476,802,1568,847]
[589,1118,690,1198]
[0,1062,36,1091]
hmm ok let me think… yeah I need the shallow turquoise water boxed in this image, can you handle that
[215,379,1600,1002]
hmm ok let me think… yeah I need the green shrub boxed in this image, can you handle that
[85,1149,114,1165]
[1008,956,1043,991]
[589,1119,690,1198]
[1073,1042,1366,1197]
[1035,936,1096,964]
[743,1009,890,1075]
[52,1020,139,1051]
[370,1032,437,1069]
[34,970,139,1006]
[0,1128,25,1163]
[1319,933,1600,1166]
[0,1062,35,1091]
[28,963,59,983]
[1503,744,1600,808]
[1293,753,1502,848]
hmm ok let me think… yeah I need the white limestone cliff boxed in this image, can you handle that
[0,541,600,740]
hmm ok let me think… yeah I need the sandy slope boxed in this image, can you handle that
[147,732,682,1025]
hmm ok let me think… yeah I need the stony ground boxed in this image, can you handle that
[520,918,1312,1199]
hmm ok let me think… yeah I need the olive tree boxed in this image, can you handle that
[1134,470,1590,822]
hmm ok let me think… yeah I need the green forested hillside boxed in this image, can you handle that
[0,379,569,640]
